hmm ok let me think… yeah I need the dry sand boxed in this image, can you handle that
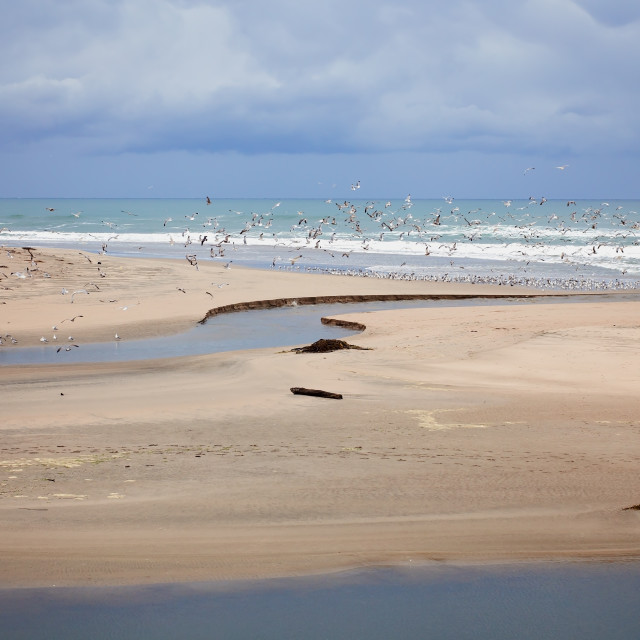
[1,246,639,587]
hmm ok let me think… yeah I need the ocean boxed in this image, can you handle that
[2,197,640,289]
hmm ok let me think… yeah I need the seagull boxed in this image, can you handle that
[555,165,569,170]
[351,180,361,190]
[70,289,89,303]
[57,344,80,353]
[54,315,84,329]
[523,167,535,175]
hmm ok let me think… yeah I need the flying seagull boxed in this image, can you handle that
[71,289,89,303]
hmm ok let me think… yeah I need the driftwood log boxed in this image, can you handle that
[290,387,343,399]
[291,338,369,354]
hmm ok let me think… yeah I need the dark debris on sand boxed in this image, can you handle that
[291,338,371,354]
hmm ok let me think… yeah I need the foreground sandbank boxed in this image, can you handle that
[1,247,639,587]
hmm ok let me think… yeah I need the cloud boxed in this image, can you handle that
[1,0,639,159]
[574,0,640,27]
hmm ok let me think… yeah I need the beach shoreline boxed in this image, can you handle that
[1,246,639,588]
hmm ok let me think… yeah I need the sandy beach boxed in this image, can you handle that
[1,246,639,587]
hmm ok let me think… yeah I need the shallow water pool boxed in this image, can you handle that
[1,561,639,639]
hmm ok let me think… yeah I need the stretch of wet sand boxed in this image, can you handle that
[1,246,639,587]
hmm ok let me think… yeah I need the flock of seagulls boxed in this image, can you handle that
[0,247,145,352]
[184,189,634,275]
[0,234,237,353]
[170,181,636,291]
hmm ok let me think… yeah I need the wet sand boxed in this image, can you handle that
[1,246,639,587]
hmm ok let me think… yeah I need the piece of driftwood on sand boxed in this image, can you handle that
[291,338,369,354]
[290,387,343,399]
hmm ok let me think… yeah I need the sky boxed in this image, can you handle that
[1,0,639,199]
